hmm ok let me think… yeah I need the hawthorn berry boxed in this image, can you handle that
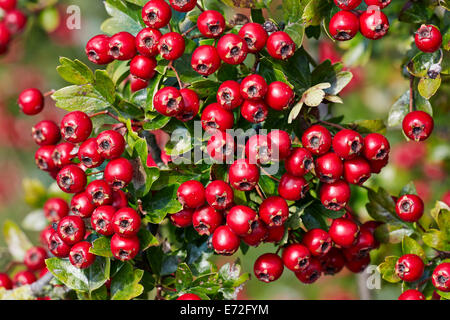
[395,194,424,222]
[18,88,44,115]
[110,234,140,261]
[343,157,372,185]
[91,205,116,236]
[57,215,86,245]
[176,88,200,121]
[334,0,362,10]
[240,74,268,101]
[266,31,295,60]
[278,173,309,201]
[295,258,322,284]
[226,205,258,236]
[285,147,314,177]
[85,35,113,65]
[197,10,226,38]
[96,130,126,160]
[71,192,96,218]
[211,225,240,255]
[191,45,221,76]
[359,8,389,40]
[48,231,72,258]
[369,156,389,174]
[13,271,36,288]
[201,103,234,132]
[254,253,284,283]
[216,33,248,65]
[153,86,184,117]
[112,190,128,209]
[0,22,10,53]
[158,32,185,60]
[365,0,391,9]
[24,247,47,271]
[432,262,450,292]
[346,254,370,273]
[265,81,294,111]
[259,196,289,228]
[265,225,285,243]
[398,289,425,300]
[0,273,12,290]
[245,134,272,164]
[402,110,434,142]
[40,226,54,246]
[135,27,162,57]
[0,0,16,11]
[320,180,351,211]
[217,80,243,110]
[329,10,359,41]
[301,125,332,155]
[78,138,103,168]
[60,111,93,143]
[315,152,344,183]
[169,0,197,12]
[267,129,292,161]
[57,164,87,193]
[395,254,425,282]
[177,293,202,300]
[177,180,206,209]
[109,32,137,60]
[414,25,442,53]
[32,120,61,146]
[104,158,133,190]
[241,100,268,124]
[342,229,376,260]
[4,9,27,34]
[319,247,346,275]
[170,208,194,228]
[192,205,222,236]
[35,145,56,172]
[228,158,260,191]
[332,129,364,159]
[242,221,268,247]
[206,130,235,162]
[362,133,390,160]
[52,142,77,168]
[238,22,268,53]
[142,0,172,29]
[302,229,332,257]
[86,179,113,206]
[282,244,311,272]
[329,218,359,248]
[112,207,141,237]
[205,180,234,210]
[69,241,95,269]
[130,55,157,79]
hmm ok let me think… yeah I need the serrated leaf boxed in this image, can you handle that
[302,0,332,26]
[418,76,441,99]
[56,57,94,85]
[52,84,111,113]
[110,262,144,300]
[378,256,401,283]
[175,263,193,291]
[144,184,183,224]
[374,224,415,244]
[94,70,116,104]
[3,220,33,262]
[90,237,113,258]
[137,228,159,251]
[402,236,426,260]
[101,0,143,35]
[422,229,450,251]
[351,119,386,134]
[284,22,305,48]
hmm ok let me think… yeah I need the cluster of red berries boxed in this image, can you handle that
[0,0,27,55]
[329,0,390,41]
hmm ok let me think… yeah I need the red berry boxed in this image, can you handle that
[432,262,450,292]
[52,142,77,168]
[228,158,260,191]
[91,205,116,236]
[112,190,128,209]
[4,9,27,34]
[332,129,364,159]
[334,0,362,10]
[395,194,424,222]
[319,247,346,275]
[176,88,200,121]
[71,192,96,218]
[211,225,240,255]
[206,130,235,162]
[395,254,424,282]
[240,100,268,124]
[398,289,425,300]
[177,293,202,300]
[48,231,72,258]
[245,134,272,164]
[282,244,311,271]
[112,207,141,237]
[302,228,332,256]
[110,234,140,261]
[369,156,389,174]
[13,271,36,288]
[35,145,56,172]
[226,205,258,236]
[96,130,126,159]
[18,88,44,115]
[238,22,268,53]
[0,273,12,290]
[197,10,225,38]
[342,228,375,260]
[320,180,351,211]
[363,133,390,160]
[153,86,184,117]
[295,258,322,284]
[57,215,85,245]
[170,208,194,228]
[191,45,221,76]
[315,152,343,183]
[177,180,206,209]
[265,81,294,111]
[254,253,284,283]
[60,111,93,143]
[268,129,291,161]
[158,32,185,60]
[78,138,103,168]
[192,205,222,236]
[265,225,285,243]
[217,80,243,110]
[259,196,289,228]
[240,74,268,101]
[104,158,133,190]
[0,0,17,11]
[216,33,248,65]
[402,110,434,142]
[346,254,370,273]
[130,55,157,79]
[135,27,162,57]
[109,32,137,60]
[86,179,113,206]
[364,0,391,9]
[169,0,197,12]
[205,180,234,210]
[40,226,54,246]
[414,24,442,53]
[0,22,10,52]
[329,218,359,248]
[242,220,268,246]
[32,120,60,146]
[85,35,113,65]
[278,173,309,201]
[359,8,389,40]
[24,247,47,271]
[266,31,295,60]
[302,125,332,155]
[69,241,95,269]
[285,147,314,177]
[329,10,359,41]
[142,0,172,28]
[43,198,69,223]
[201,103,234,131]
[343,156,372,185]
[57,164,87,193]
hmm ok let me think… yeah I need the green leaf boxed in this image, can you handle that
[387,90,433,127]
[284,22,305,48]
[402,236,426,260]
[422,229,450,251]
[22,178,47,208]
[374,224,414,244]
[398,1,433,23]
[144,184,183,224]
[101,0,143,35]
[350,119,386,135]
[90,237,113,258]
[378,256,401,283]
[137,228,159,251]
[175,263,193,291]
[430,201,450,223]
[418,76,441,99]
[56,57,94,85]
[407,50,444,77]
[2,220,33,262]
[94,70,116,104]
[399,182,418,197]
[143,114,171,130]
[287,100,303,124]
[52,84,111,113]
[302,0,332,26]
[284,0,310,23]
[110,262,144,300]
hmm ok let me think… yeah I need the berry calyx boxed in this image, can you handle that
[104,157,133,190]
[24,247,47,271]
[343,156,372,185]
[432,262,450,292]
[56,164,87,194]
[395,254,425,282]
[110,234,140,261]
[295,258,322,284]
[245,134,272,164]
[112,207,141,237]
[329,10,359,41]
[266,31,295,60]
[242,221,268,247]
[35,145,56,172]
[285,147,314,177]
[259,196,289,228]
[96,130,126,160]
[177,180,206,209]
[69,241,96,269]
[302,125,333,155]
[359,8,389,40]
[201,103,234,132]
[362,133,390,160]
[85,35,113,65]
[319,247,346,275]
[78,138,104,168]
[267,129,292,161]
[211,225,240,255]
[52,142,77,168]
[48,231,72,258]
[217,80,243,110]
[254,253,284,283]
[332,129,364,159]
[238,22,268,53]
[153,86,184,117]
[302,229,332,257]
[240,100,269,124]
[228,158,260,191]
[108,32,137,60]
[86,179,113,206]
[135,27,162,57]
[282,244,311,271]
[18,88,44,115]
[278,173,309,201]
[192,205,222,236]
[158,32,185,60]
[315,152,344,183]
[414,24,442,53]
[169,0,197,12]
[240,74,268,101]
[402,110,434,142]
[395,194,424,222]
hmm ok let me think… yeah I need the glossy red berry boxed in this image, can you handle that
[197,10,225,38]
[346,254,370,273]
[48,231,72,258]
[238,22,268,53]
[432,262,450,292]
[69,241,95,269]
[135,27,162,57]
[245,134,272,164]
[57,215,86,245]
[57,164,87,193]
[265,81,294,111]
[342,229,375,260]
[85,35,113,65]
[112,190,128,209]
[158,32,185,60]
[96,130,126,160]
[226,205,258,236]
[319,247,346,275]
[259,196,289,228]
[205,180,234,210]
[398,289,425,300]
[217,33,248,65]
[343,157,372,185]
[265,225,285,243]
[35,145,56,172]
[169,0,197,12]
[241,100,268,124]
[365,0,391,9]
[359,8,389,40]
[32,120,60,146]
[278,173,308,201]
[43,198,69,223]
[18,88,44,115]
[130,55,157,79]
[109,32,137,60]
[395,254,424,282]
[91,205,116,236]
[60,111,93,143]
[369,156,389,174]
[104,158,133,190]
[302,125,332,155]
[282,244,311,271]
[24,247,47,271]
[110,234,140,261]
[266,31,295,60]
[52,142,77,168]
[86,179,113,206]
[268,129,291,161]
[176,88,200,121]
[177,180,206,209]
[302,229,332,257]
[295,258,322,284]
[142,0,171,29]
[0,0,17,11]
[13,271,36,288]
[254,253,284,283]
[112,207,141,237]
[192,205,222,236]
[4,9,27,34]
[320,180,351,211]
[153,86,184,117]
[332,129,364,160]
[402,111,434,142]
[40,226,54,246]
[329,218,359,248]
[395,194,424,222]
[71,192,96,218]
[228,158,260,191]
[78,138,103,169]
[170,208,194,228]
[285,147,314,177]
[240,74,268,101]
[0,22,10,53]
[242,220,268,246]
[329,10,359,41]
[211,225,240,255]
[363,133,390,160]
[191,45,221,76]
[0,273,12,290]
[315,153,343,183]
[206,130,235,162]
[217,80,242,110]
[201,103,234,132]
[334,0,362,10]
[414,25,442,53]
[177,293,202,300]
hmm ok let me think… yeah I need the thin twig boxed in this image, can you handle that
[182,25,197,36]
[416,222,426,233]
[196,3,205,12]
[255,184,266,200]
[316,120,346,131]
[168,61,183,89]
[43,89,55,97]
[86,170,104,176]
[259,166,280,182]
[89,110,120,122]
[409,74,414,113]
